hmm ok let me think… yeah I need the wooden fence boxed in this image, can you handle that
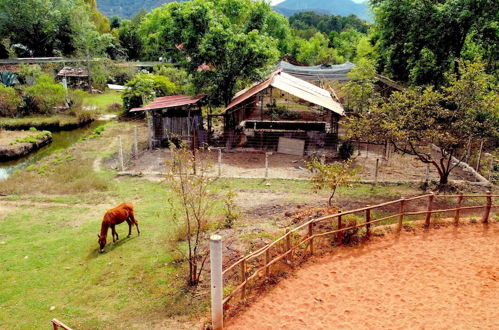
[221,192,497,309]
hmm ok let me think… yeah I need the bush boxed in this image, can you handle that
[266,102,301,120]
[23,75,65,114]
[122,73,177,115]
[0,85,22,116]
[339,140,354,160]
[154,63,193,94]
[17,64,42,85]
[108,64,137,85]
[67,89,90,111]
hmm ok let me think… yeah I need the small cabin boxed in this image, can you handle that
[222,69,345,154]
[131,94,206,148]
[57,66,89,90]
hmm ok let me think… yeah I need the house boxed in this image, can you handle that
[222,69,345,154]
[57,66,89,90]
[130,94,206,148]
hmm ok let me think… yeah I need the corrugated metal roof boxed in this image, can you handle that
[57,66,88,77]
[130,94,205,112]
[225,70,345,116]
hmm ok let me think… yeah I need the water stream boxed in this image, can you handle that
[0,120,103,181]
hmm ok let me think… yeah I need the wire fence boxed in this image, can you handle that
[221,192,497,313]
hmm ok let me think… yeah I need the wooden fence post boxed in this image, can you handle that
[147,117,153,150]
[476,140,484,171]
[133,126,138,158]
[425,193,434,228]
[265,249,270,279]
[265,152,271,179]
[209,235,223,330]
[218,148,222,177]
[241,258,246,300]
[454,193,463,225]
[308,223,314,255]
[337,215,343,246]
[285,228,292,265]
[482,191,492,224]
[374,159,379,185]
[365,207,371,238]
[118,136,124,172]
[398,198,405,232]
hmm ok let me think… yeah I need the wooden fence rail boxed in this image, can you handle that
[221,192,497,307]
[52,319,72,330]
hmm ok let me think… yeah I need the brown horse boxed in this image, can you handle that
[98,202,140,252]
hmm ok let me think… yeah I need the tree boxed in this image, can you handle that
[306,158,358,207]
[372,0,498,86]
[138,0,283,106]
[165,146,215,286]
[118,19,144,60]
[0,0,113,57]
[122,73,177,114]
[346,61,498,185]
[342,58,379,113]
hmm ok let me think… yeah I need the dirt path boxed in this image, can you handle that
[226,224,499,330]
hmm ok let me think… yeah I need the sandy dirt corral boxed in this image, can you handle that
[226,224,499,330]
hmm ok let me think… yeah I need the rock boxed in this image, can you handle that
[284,211,293,217]
[24,256,28,259]
[49,306,56,311]
[0,241,6,245]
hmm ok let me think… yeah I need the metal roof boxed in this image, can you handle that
[57,66,88,77]
[225,70,345,116]
[130,94,205,112]
[277,61,355,81]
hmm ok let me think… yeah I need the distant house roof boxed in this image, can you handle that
[130,94,205,112]
[57,66,88,77]
[277,61,355,81]
[278,60,404,91]
[225,70,345,116]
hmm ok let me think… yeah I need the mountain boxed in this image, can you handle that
[96,1,182,19]
[96,0,370,20]
[273,0,370,21]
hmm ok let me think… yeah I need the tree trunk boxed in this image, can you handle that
[439,172,449,185]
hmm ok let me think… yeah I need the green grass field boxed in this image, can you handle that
[83,91,122,112]
[0,119,449,329]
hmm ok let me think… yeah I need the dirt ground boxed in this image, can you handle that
[0,130,34,147]
[226,224,499,330]
[126,146,478,183]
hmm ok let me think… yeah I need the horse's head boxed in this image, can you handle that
[97,234,106,253]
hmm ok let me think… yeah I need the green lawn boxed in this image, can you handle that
[83,91,122,112]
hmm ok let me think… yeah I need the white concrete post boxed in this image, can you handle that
[218,148,222,177]
[210,235,223,330]
[265,152,271,179]
[133,126,139,159]
[118,136,124,171]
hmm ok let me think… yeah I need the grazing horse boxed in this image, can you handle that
[98,202,140,252]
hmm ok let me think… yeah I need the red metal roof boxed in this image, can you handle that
[130,94,205,112]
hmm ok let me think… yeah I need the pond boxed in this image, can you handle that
[0,120,104,181]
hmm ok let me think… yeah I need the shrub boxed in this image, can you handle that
[23,75,65,114]
[266,102,301,120]
[154,63,193,94]
[223,191,240,228]
[108,64,137,85]
[122,73,177,115]
[0,85,22,116]
[17,64,42,85]
[339,140,354,160]
[67,89,90,111]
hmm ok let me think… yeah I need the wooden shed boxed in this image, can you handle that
[131,95,206,148]
[222,69,345,153]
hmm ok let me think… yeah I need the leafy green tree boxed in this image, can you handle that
[118,19,144,60]
[372,0,498,86]
[292,32,342,65]
[122,74,177,114]
[346,61,498,185]
[306,158,358,207]
[138,0,283,106]
[342,58,379,113]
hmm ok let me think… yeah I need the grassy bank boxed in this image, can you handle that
[83,90,122,113]
[0,114,93,131]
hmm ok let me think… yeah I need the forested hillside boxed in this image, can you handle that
[97,0,183,18]
[274,0,370,21]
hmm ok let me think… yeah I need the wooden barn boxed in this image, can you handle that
[222,69,345,154]
[131,95,206,148]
